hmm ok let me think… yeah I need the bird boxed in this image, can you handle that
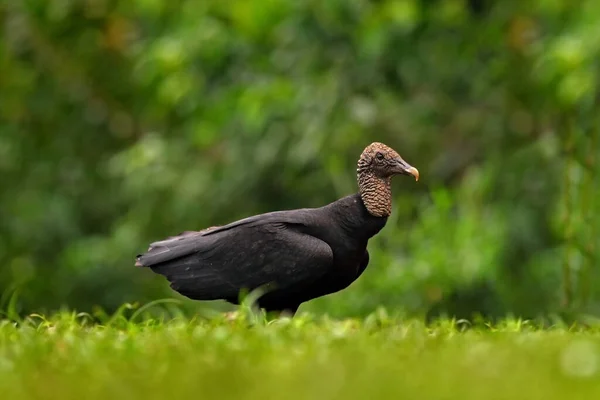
[135,142,419,316]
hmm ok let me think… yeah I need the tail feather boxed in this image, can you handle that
[148,254,236,301]
[134,226,220,268]
[135,225,236,300]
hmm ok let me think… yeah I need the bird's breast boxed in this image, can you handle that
[329,242,366,276]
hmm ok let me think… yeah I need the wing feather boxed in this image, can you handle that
[135,211,333,301]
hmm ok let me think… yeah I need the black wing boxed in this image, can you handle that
[135,211,334,301]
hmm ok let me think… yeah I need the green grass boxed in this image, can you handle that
[1,307,600,400]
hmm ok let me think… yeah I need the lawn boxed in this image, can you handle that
[1,306,599,400]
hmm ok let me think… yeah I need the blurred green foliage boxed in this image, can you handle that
[1,0,599,319]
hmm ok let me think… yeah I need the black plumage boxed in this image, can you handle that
[135,142,419,316]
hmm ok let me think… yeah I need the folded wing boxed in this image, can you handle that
[135,211,333,302]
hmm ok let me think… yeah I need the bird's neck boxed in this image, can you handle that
[357,172,392,218]
[323,193,388,241]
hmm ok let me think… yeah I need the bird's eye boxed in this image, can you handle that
[376,152,384,160]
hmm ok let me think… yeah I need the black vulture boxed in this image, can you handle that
[135,142,419,316]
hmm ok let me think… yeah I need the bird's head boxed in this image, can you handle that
[356,142,419,218]
[357,142,419,181]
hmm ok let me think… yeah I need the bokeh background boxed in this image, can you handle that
[1,0,599,321]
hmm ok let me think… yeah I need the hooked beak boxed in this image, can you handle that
[394,159,419,181]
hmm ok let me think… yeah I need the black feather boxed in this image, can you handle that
[136,194,387,314]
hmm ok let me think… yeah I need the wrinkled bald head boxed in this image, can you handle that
[357,142,419,180]
[356,142,418,217]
